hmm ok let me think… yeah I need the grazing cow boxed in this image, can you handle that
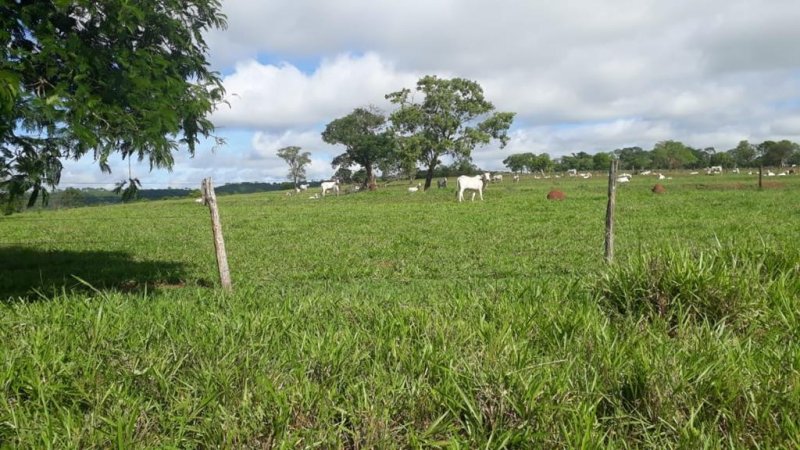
[320,179,340,197]
[408,183,421,193]
[298,184,309,191]
[513,174,520,182]
[437,178,447,189]
[566,168,577,177]
[456,174,489,202]
[706,165,723,175]
[492,174,503,183]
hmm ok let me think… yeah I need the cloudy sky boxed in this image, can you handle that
[61,0,800,188]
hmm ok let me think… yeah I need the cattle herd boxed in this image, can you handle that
[196,166,797,204]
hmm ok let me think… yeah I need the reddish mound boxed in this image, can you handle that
[547,190,566,201]
[368,182,378,191]
[652,184,666,194]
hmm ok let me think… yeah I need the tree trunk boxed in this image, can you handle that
[364,164,374,189]
[423,162,437,190]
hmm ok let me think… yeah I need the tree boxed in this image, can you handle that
[709,151,735,168]
[59,187,84,208]
[651,141,697,170]
[276,146,312,187]
[386,75,515,190]
[502,153,529,173]
[334,167,353,184]
[728,140,756,168]
[757,140,798,167]
[614,147,651,170]
[592,152,612,171]
[0,1,227,209]
[529,153,552,174]
[322,107,393,189]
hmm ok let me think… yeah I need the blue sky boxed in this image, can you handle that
[61,0,800,188]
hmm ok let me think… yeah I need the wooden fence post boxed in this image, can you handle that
[202,177,232,292]
[604,160,618,263]
[759,164,763,190]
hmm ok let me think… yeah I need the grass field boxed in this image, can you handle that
[1,172,799,448]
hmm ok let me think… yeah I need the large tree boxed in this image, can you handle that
[322,107,393,188]
[651,140,697,170]
[386,76,515,190]
[276,146,311,187]
[728,140,756,168]
[0,1,226,207]
[757,140,799,168]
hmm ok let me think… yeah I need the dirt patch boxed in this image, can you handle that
[651,184,666,194]
[547,190,566,201]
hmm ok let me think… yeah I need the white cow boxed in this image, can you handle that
[298,183,309,191]
[456,174,489,202]
[616,175,631,183]
[513,174,520,182]
[492,174,503,183]
[408,182,421,193]
[320,179,340,197]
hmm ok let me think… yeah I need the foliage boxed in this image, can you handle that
[386,75,515,189]
[276,146,312,187]
[0,0,227,209]
[322,107,393,187]
[651,141,697,170]
[614,146,652,170]
[592,152,613,171]
[112,178,141,202]
[757,140,799,167]
[729,140,756,168]
[58,187,84,208]
[334,166,353,184]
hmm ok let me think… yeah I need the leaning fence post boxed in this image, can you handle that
[202,177,232,292]
[604,160,618,263]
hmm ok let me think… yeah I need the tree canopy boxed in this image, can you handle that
[276,146,311,187]
[322,107,393,188]
[386,76,515,190]
[0,0,227,208]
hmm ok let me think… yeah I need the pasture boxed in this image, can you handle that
[1,172,799,448]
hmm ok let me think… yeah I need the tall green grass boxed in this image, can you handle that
[1,173,799,447]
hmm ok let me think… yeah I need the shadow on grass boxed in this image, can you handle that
[0,246,204,302]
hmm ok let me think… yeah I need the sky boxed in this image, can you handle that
[60,0,800,188]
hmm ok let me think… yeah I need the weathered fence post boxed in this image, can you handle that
[202,177,232,292]
[758,164,763,190]
[604,159,618,263]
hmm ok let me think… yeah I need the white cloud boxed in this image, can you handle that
[212,53,418,129]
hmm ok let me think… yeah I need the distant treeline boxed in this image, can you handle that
[7,181,311,213]
[503,139,800,173]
